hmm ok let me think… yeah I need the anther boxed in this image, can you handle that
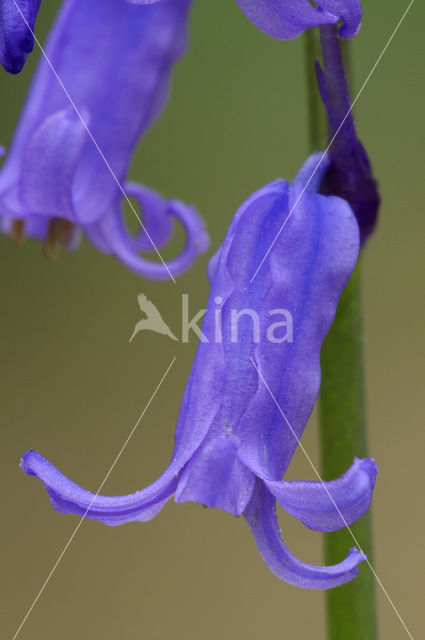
[10,219,25,245]
[43,218,74,260]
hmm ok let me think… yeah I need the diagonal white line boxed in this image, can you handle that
[10,0,177,283]
[11,356,177,640]
[250,357,414,640]
[250,0,415,284]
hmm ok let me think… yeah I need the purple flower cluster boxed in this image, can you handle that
[0,0,362,75]
[1,0,379,589]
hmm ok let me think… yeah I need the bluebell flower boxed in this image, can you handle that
[22,154,377,588]
[0,0,41,73]
[0,0,208,278]
[134,0,362,39]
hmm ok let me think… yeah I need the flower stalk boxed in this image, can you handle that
[320,263,377,640]
[305,25,378,640]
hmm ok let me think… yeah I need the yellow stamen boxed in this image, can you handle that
[43,218,74,261]
[10,219,25,245]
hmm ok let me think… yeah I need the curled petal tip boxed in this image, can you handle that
[349,547,367,563]
[265,457,378,533]
[168,200,210,255]
[245,481,366,589]
[356,456,378,482]
[20,449,39,475]
[96,194,209,281]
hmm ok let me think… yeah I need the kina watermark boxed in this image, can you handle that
[129,294,293,345]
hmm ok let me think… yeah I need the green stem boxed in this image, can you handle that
[304,27,378,640]
[320,264,377,640]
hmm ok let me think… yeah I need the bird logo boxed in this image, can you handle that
[129,294,179,343]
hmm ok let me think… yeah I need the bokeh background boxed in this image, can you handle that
[1,1,423,638]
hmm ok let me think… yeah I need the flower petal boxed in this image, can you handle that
[20,108,88,223]
[235,0,336,39]
[175,435,255,516]
[94,194,209,280]
[320,0,362,38]
[235,0,361,40]
[123,182,173,252]
[0,0,41,73]
[234,162,359,480]
[244,480,365,589]
[265,457,378,532]
[21,450,179,526]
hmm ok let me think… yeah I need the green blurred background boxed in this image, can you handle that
[1,1,423,638]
